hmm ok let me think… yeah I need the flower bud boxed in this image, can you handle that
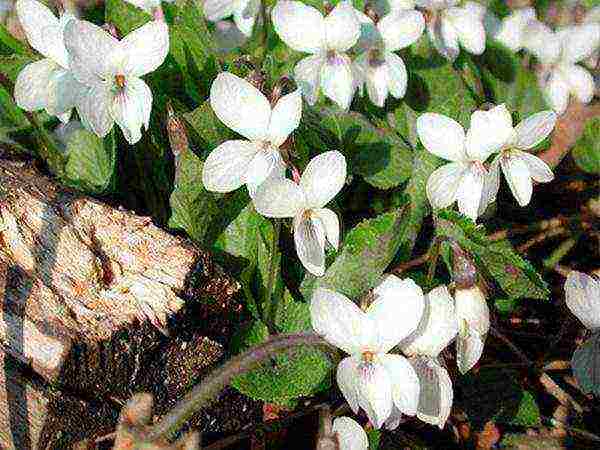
[454,286,490,374]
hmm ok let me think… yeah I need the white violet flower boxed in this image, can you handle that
[417,109,507,222]
[481,105,556,209]
[484,7,537,52]
[417,0,486,61]
[252,151,345,276]
[331,417,369,450]
[13,0,84,123]
[523,21,600,114]
[565,271,600,331]
[353,8,425,107]
[398,285,457,429]
[204,0,261,38]
[310,276,425,428]
[454,285,489,374]
[64,18,169,144]
[202,72,301,197]
[272,0,360,109]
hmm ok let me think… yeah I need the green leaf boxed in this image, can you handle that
[367,429,381,450]
[0,24,30,56]
[0,54,35,82]
[231,292,333,403]
[475,42,548,119]
[302,107,413,189]
[571,331,600,396]
[105,0,151,34]
[572,117,600,174]
[457,368,541,429]
[301,207,409,301]
[62,129,117,194]
[183,101,234,151]
[435,210,549,300]
[395,38,478,133]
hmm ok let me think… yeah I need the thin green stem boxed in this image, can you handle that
[265,218,281,332]
[143,333,334,442]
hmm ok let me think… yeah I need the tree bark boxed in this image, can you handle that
[0,160,248,449]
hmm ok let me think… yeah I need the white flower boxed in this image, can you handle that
[331,417,369,450]
[454,286,489,374]
[252,151,345,276]
[523,21,600,114]
[64,19,169,144]
[484,7,537,52]
[125,0,174,13]
[0,0,13,24]
[417,109,507,222]
[417,0,486,61]
[584,6,600,70]
[310,276,425,428]
[204,0,260,38]
[272,0,360,109]
[565,271,600,331]
[481,105,556,209]
[399,285,457,428]
[202,72,301,196]
[13,0,84,123]
[353,8,424,107]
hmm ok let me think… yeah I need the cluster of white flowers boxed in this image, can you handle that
[310,274,489,433]
[486,5,600,115]
[270,0,487,109]
[13,0,169,144]
[418,104,557,222]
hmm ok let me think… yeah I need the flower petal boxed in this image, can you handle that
[456,333,485,374]
[379,9,424,52]
[564,271,600,330]
[210,72,271,141]
[77,83,113,138]
[411,356,453,429]
[313,208,340,250]
[417,113,466,162]
[385,52,408,99]
[365,61,389,107]
[245,148,285,196]
[202,140,260,192]
[558,23,600,64]
[14,58,55,111]
[513,110,557,149]
[252,177,305,218]
[332,417,369,450]
[320,53,355,110]
[426,162,468,209]
[268,89,302,147]
[64,19,118,84]
[517,150,554,183]
[311,289,372,355]
[446,4,485,55]
[491,7,536,52]
[120,20,170,77]
[294,54,324,105]
[465,104,514,161]
[368,275,425,353]
[563,64,594,105]
[271,0,325,54]
[337,356,361,413]
[109,77,152,145]
[16,0,68,67]
[357,360,393,429]
[300,150,347,209]
[324,0,360,52]
[203,0,236,21]
[428,15,460,61]
[380,353,420,416]
[401,285,458,358]
[456,164,484,221]
[500,153,533,206]
[46,69,82,121]
[233,0,260,37]
[479,155,501,215]
[522,21,560,65]
[294,213,326,276]
[544,70,570,115]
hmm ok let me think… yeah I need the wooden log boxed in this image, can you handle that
[0,160,245,448]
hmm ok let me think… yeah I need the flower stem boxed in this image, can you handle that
[143,333,334,442]
[265,218,281,333]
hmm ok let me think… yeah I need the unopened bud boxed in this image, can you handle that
[166,103,189,173]
[451,243,477,289]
